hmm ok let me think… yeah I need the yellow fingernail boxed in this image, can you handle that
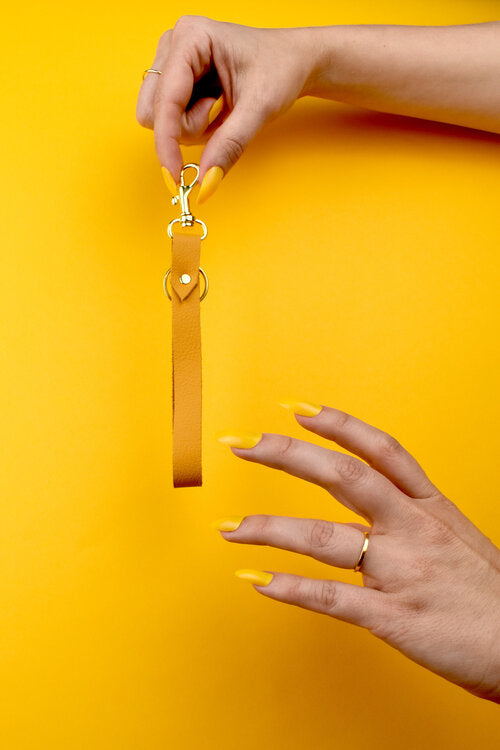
[161,166,178,196]
[207,95,224,125]
[210,515,245,531]
[216,431,262,449]
[279,399,323,417]
[197,166,224,204]
[235,569,273,586]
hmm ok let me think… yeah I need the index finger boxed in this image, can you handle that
[153,39,195,181]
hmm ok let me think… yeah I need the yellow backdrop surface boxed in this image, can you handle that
[1,1,499,747]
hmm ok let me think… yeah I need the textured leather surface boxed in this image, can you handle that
[170,231,202,487]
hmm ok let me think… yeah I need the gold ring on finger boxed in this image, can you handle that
[142,68,162,81]
[353,531,370,572]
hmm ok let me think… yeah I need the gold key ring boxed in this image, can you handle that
[163,267,209,302]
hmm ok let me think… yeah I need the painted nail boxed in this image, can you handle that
[279,399,322,417]
[216,431,262,449]
[161,166,178,196]
[207,95,224,126]
[197,166,224,204]
[210,515,244,531]
[235,569,273,586]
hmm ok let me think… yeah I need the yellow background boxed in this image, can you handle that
[1,1,500,747]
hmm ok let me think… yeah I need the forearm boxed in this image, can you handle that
[300,22,500,134]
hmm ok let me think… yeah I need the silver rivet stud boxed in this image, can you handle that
[179,273,191,284]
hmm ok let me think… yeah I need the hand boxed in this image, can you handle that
[214,403,500,703]
[136,15,320,195]
[137,19,500,194]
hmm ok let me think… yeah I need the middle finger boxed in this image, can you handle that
[218,432,410,526]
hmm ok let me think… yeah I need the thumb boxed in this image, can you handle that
[197,100,271,201]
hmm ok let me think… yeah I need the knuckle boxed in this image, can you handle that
[275,435,294,459]
[409,552,436,584]
[135,109,146,127]
[287,575,304,603]
[183,106,198,130]
[331,409,351,430]
[220,135,245,166]
[173,14,209,34]
[136,106,153,129]
[435,493,461,516]
[376,432,404,460]
[335,454,365,483]
[254,514,273,536]
[173,14,196,29]
[159,28,173,46]
[420,511,456,546]
[307,519,335,550]
[316,580,339,612]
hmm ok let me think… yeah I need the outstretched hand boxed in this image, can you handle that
[214,403,500,703]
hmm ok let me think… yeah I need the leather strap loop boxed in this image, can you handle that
[171,231,202,487]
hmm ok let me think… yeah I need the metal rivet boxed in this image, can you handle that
[179,273,191,284]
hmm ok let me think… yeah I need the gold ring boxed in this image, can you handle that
[353,532,370,572]
[142,68,162,81]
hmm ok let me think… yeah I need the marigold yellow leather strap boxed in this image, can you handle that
[170,231,202,487]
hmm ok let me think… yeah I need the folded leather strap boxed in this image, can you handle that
[170,231,202,487]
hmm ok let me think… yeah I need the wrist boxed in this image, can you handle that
[296,25,345,99]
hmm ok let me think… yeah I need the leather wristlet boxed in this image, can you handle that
[163,164,208,488]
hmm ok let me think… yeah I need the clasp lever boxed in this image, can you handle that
[171,163,198,227]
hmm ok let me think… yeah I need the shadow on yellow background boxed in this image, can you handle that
[1,1,499,747]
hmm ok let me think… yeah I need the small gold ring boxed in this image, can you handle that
[142,68,162,81]
[168,217,207,241]
[353,532,370,572]
[163,267,209,302]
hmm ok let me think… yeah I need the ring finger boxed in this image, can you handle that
[213,514,377,574]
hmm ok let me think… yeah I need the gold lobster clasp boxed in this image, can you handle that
[167,163,208,240]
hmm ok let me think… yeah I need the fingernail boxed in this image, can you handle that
[279,399,322,417]
[207,95,224,126]
[216,431,262,449]
[197,166,224,204]
[210,515,244,531]
[161,166,178,196]
[235,569,273,586]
